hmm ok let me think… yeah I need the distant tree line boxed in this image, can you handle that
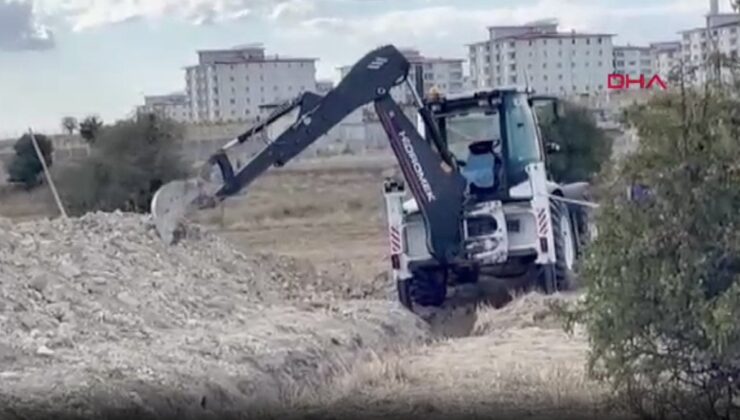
[3,113,190,215]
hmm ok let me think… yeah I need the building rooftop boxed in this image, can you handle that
[486,18,559,31]
[679,17,740,33]
[492,31,615,41]
[650,41,682,51]
[614,45,652,51]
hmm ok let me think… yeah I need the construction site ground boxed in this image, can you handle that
[0,152,632,419]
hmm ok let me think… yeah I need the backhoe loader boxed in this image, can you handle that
[151,44,596,318]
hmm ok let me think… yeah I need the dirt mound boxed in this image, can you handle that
[473,292,581,335]
[0,212,431,418]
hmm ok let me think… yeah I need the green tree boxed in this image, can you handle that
[78,115,103,144]
[58,113,190,214]
[538,101,613,183]
[6,133,53,189]
[565,80,740,419]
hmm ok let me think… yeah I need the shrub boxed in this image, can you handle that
[538,101,614,183]
[6,133,53,189]
[58,114,191,215]
[564,79,740,419]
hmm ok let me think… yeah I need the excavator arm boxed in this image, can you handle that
[151,44,467,262]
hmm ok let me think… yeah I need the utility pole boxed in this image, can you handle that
[28,128,68,219]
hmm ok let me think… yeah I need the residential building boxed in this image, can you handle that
[467,19,615,98]
[650,41,682,80]
[136,93,191,123]
[613,45,653,77]
[679,0,740,84]
[467,41,491,89]
[315,79,334,95]
[612,45,654,90]
[185,44,317,123]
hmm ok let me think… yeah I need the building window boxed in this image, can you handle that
[598,37,603,44]
[586,38,591,45]
[509,42,515,48]
[230,99,235,105]
[510,75,517,83]
[542,63,547,69]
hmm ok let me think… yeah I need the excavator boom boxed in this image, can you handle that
[151,44,467,262]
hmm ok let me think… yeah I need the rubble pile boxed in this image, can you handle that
[0,212,429,418]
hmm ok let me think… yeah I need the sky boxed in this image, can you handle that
[0,0,730,137]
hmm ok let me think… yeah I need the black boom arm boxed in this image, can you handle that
[203,44,467,262]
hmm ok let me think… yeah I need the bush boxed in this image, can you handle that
[6,133,53,189]
[538,101,614,183]
[79,115,103,144]
[58,114,191,215]
[565,80,740,419]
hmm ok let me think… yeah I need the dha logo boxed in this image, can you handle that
[400,131,436,202]
[607,74,668,90]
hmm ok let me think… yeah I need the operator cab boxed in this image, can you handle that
[427,88,545,201]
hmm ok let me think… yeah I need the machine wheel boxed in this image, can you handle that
[397,274,477,338]
[537,199,577,294]
[408,271,447,308]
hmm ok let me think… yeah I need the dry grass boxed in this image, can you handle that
[279,293,630,420]
[0,184,59,220]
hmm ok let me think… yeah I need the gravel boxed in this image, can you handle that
[0,212,430,418]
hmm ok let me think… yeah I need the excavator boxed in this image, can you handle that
[150,44,596,318]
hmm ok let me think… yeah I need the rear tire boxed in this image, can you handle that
[537,199,576,294]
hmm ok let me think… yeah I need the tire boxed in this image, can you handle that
[537,199,577,294]
[397,274,477,338]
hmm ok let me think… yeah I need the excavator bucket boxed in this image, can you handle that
[150,178,206,245]
[150,95,311,244]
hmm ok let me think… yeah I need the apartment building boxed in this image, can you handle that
[316,79,334,95]
[613,45,653,76]
[679,0,740,84]
[468,20,615,98]
[185,44,317,123]
[650,41,682,80]
[136,93,191,123]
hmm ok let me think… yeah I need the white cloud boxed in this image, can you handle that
[269,0,316,21]
[34,0,274,30]
[0,0,54,50]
